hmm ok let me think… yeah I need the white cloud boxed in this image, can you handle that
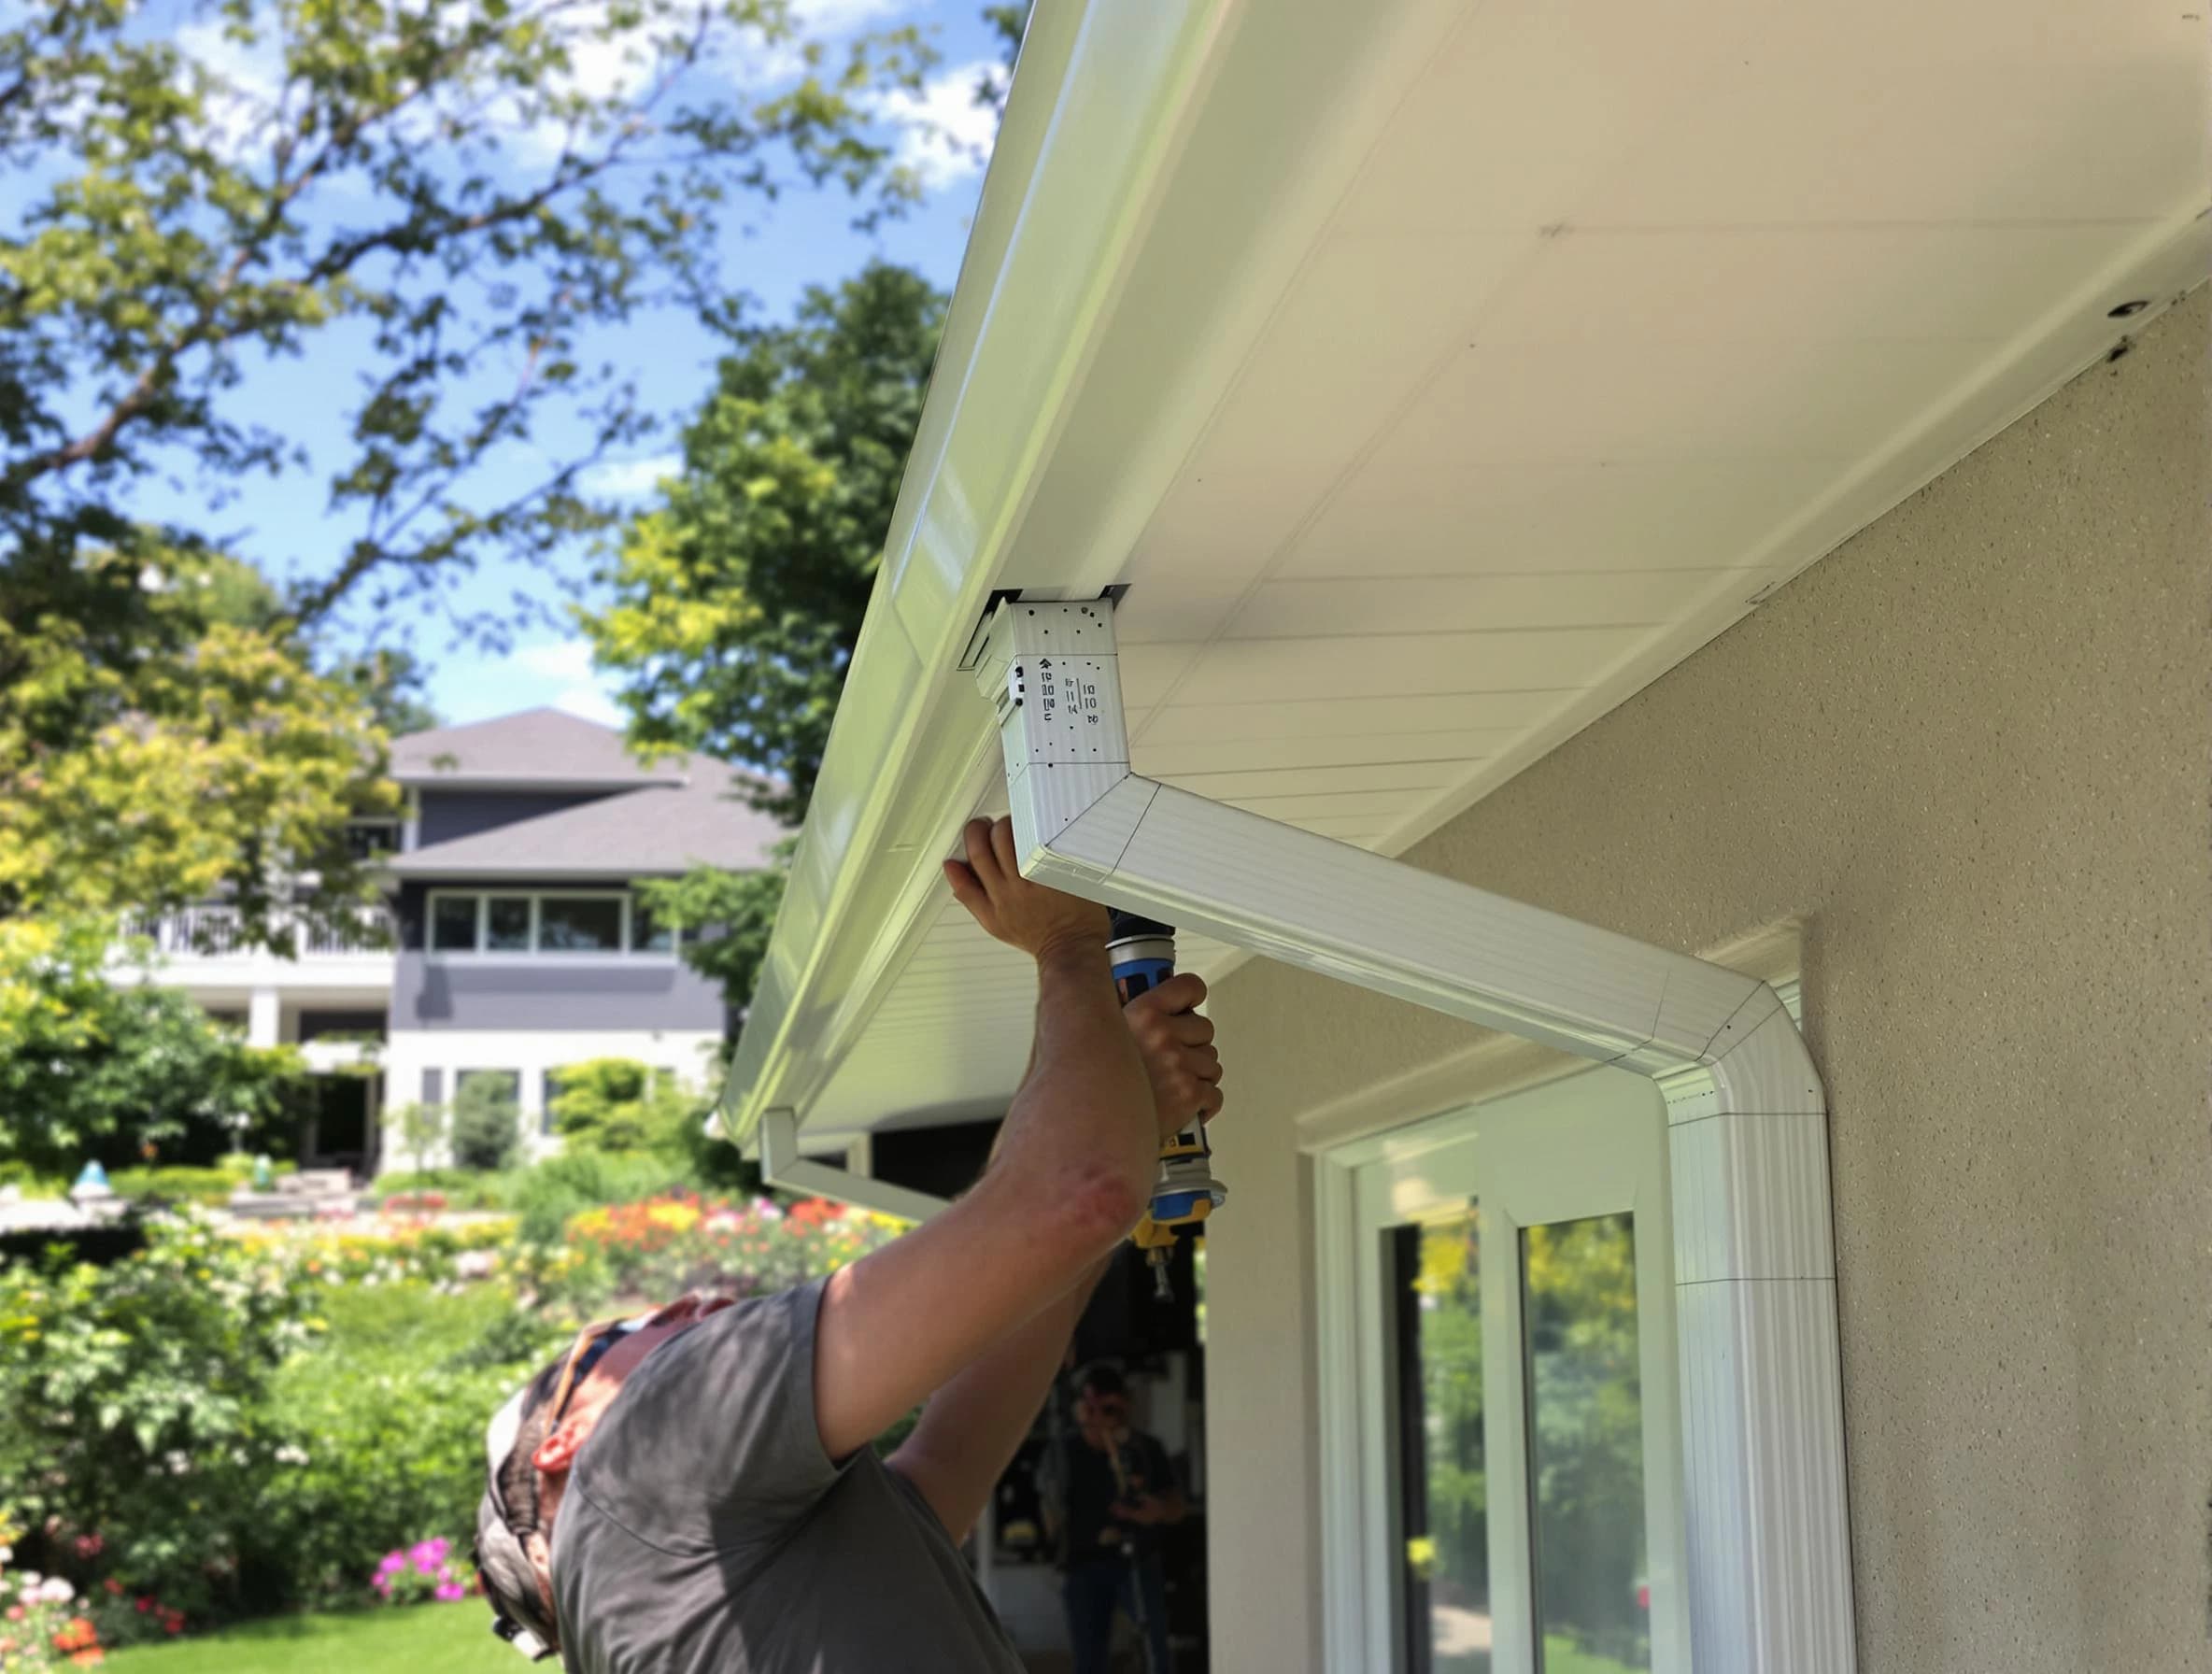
[578,452,684,499]
[175,20,286,157]
[513,640,598,682]
[510,640,625,728]
[872,59,1000,192]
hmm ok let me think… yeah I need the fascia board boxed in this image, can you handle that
[718,0,1239,1150]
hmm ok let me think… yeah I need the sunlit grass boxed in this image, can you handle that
[105,1606,511,1674]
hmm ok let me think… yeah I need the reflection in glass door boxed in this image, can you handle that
[1523,1213,1649,1673]
[1390,1213,1488,1674]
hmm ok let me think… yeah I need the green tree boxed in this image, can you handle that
[448,1074,520,1170]
[0,544,397,941]
[1,1,934,639]
[546,1057,658,1152]
[0,917,305,1174]
[585,262,947,823]
[581,263,946,1010]
[333,647,442,739]
[390,1099,447,1177]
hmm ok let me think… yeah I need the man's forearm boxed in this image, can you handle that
[890,1254,1111,1541]
[991,943,1157,1217]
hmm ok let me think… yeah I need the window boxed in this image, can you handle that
[486,896,532,951]
[539,896,622,952]
[430,896,477,952]
[1523,1213,1649,1671]
[345,820,400,861]
[420,1068,445,1106]
[634,901,674,953]
[1321,1067,1687,1674]
[1390,1212,1488,1674]
[424,891,671,956]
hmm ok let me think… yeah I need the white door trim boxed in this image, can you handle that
[1321,1064,1696,1674]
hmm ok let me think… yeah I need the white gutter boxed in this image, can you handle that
[719,0,1242,1155]
[971,601,1854,1674]
[723,0,1479,1156]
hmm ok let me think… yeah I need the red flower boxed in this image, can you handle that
[102,1580,122,1596]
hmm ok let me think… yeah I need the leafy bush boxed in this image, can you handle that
[448,1078,519,1171]
[546,1058,657,1152]
[361,1170,513,1213]
[0,1214,317,1620]
[0,1160,65,1197]
[0,918,306,1174]
[106,1163,294,1206]
[508,1149,692,1248]
[546,1060,756,1193]
[254,1284,562,1605]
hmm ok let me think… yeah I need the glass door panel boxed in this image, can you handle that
[1391,1214,1490,1674]
[1523,1213,1650,1673]
[1335,1064,1687,1674]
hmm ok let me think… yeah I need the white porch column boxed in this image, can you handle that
[246,986,281,1048]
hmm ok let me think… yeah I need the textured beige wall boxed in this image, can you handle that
[1200,290,2211,1674]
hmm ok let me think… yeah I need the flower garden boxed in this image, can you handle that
[0,1192,902,1663]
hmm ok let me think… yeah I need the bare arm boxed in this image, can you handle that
[887,1254,1109,1542]
[888,965,1220,1538]
[812,817,1222,1467]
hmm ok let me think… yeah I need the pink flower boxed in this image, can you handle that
[433,1583,466,1603]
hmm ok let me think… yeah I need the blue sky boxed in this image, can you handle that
[87,0,1004,730]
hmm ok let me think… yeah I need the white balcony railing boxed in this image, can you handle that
[121,906,395,958]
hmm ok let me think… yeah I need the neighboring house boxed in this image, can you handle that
[134,707,781,1173]
[709,8,2205,1674]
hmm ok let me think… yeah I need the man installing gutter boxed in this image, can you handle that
[471,815,1227,1670]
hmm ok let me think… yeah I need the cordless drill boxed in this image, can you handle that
[1107,910,1227,1300]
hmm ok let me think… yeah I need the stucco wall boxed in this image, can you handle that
[1199,289,2210,1673]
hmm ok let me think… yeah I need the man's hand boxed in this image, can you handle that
[1123,974,1224,1142]
[943,816,1109,963]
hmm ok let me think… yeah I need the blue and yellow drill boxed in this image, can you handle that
[1107,909,1227,1300]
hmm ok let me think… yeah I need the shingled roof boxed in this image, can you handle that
[390,707,688,788]
[385,712,785,877]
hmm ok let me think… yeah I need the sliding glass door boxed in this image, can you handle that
[1322,1066,1690,1674]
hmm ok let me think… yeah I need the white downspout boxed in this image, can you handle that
[755,1107,951,1226]
[971,600,1854,1674]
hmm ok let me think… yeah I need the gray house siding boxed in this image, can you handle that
[390,954,727,1031]
[388,879,728,1032]
[416,789,619,847]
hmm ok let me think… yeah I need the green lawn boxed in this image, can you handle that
[106,1606,512,1674]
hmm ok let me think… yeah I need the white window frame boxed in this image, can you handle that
[423,888,680,959]
[1317,984,1814,1674]
[1319,1064,1693,1674]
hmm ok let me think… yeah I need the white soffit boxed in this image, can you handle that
[728,0,2207,1142]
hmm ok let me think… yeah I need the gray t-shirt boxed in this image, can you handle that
[550,1280,1025,1672]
